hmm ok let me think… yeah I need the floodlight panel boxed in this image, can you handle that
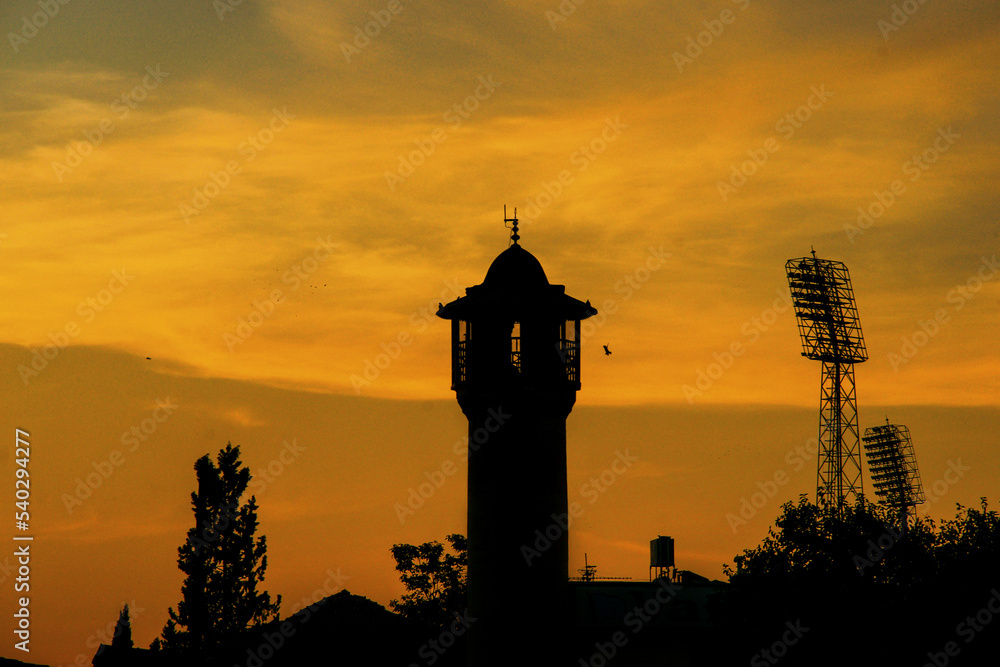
[863,424,926,507]
[785,257,867,363]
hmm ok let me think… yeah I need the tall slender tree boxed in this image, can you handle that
[161,443,280,655]
[111,604,133,649]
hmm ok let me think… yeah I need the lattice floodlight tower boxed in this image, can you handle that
[786,251,868,515]
[862,421,925,531]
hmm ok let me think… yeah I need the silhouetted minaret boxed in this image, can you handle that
[437,211,597,666]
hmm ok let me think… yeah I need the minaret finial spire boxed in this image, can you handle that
[505,205,519,245]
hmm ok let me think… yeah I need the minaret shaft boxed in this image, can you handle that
[437,219,597,667]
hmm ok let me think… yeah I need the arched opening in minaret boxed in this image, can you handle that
[511,321,521,373]
[453,319,471,387]
[559,319,581,385]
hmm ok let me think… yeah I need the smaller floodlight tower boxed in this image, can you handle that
[786,250,868,515]
[863,420,925,533]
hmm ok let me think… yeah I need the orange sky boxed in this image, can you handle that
[1,0,998,664]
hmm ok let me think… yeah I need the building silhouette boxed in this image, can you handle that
[437,216,597,665]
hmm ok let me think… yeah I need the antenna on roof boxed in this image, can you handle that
[572,552,632,582]
[504,205,519,246]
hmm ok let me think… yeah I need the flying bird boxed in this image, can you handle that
[603,345,612,356]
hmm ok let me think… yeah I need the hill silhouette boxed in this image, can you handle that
[91,590,460,667]
[0,658,49,667]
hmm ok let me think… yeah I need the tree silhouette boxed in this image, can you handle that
[726,495,1000,586]
[160,443,280,655]
[722,495,1000,664]
[390,533,467,627]
[111,604,133,650]
[726,495,936,584]
[934,497,1000,578]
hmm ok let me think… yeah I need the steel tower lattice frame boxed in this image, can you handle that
[786,254,868,515]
